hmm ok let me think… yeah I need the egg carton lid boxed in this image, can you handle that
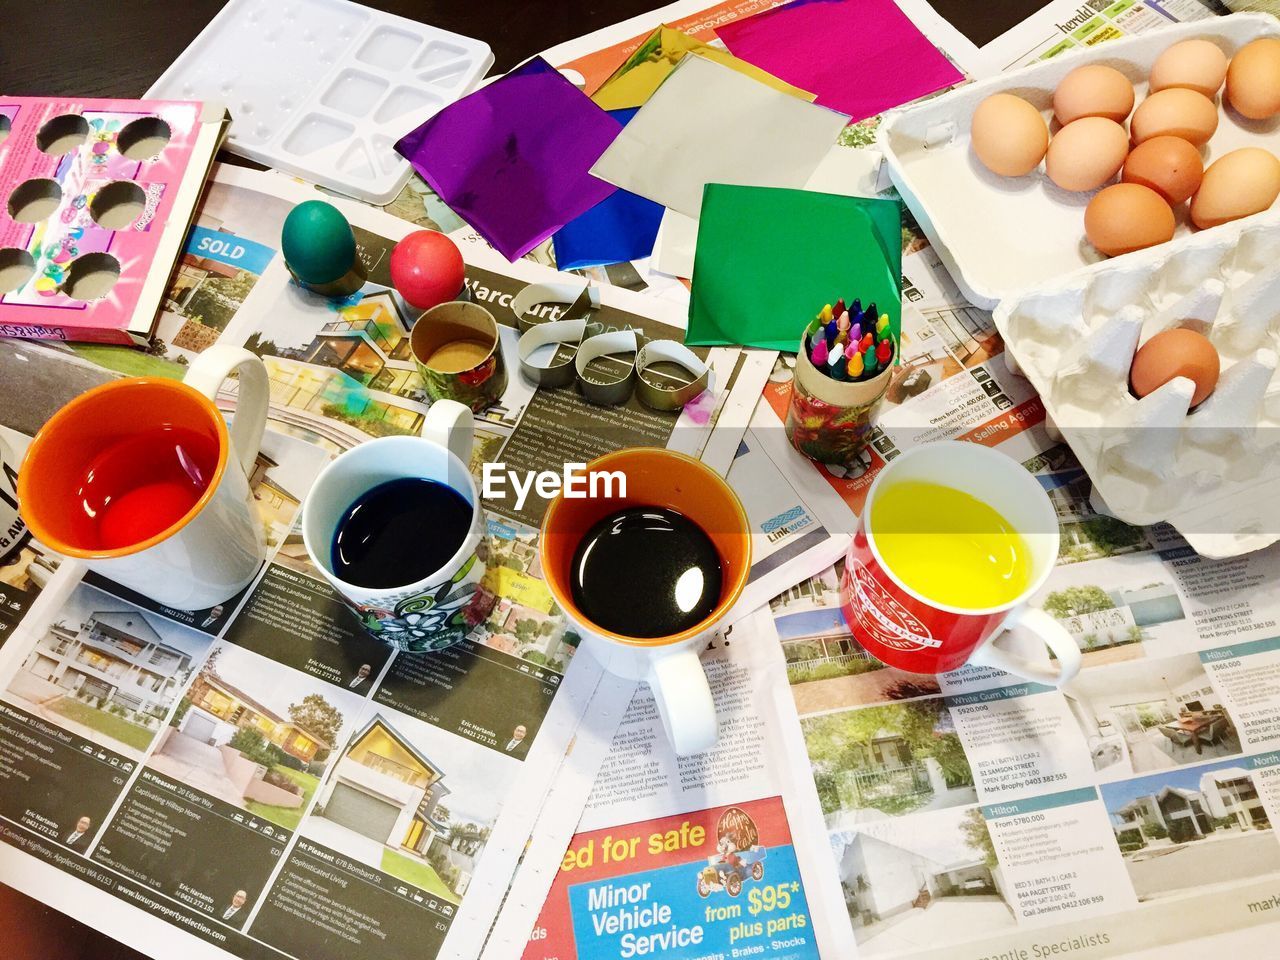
[876,12,1280,311]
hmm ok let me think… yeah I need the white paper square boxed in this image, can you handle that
[590,55,850,219]
[652,209,699,278]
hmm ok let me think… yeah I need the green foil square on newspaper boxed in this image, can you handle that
[688,185,902,352]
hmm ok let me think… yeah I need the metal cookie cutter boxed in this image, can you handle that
[509,281,600,332]
[635,340,711,412]
[517,318,594,388]
[575,329,638,406]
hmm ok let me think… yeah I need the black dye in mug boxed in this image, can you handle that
[331,477,472,589]
[570,506,723,638]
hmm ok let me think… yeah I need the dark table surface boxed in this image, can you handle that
[0,0,657,955]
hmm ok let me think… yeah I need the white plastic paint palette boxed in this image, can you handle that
[878,14,1280,310]
[994,214,1280,558]
[148,0,491,203]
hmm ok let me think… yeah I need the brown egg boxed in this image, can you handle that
[1226,38,1280,120]
[1085,183,1176,257]
[1130,328,1220,406]
[1149,39,1229,98]
[1054,64,1135,125]
[1046,118,1129,191]
[1130,88,1219,145]
[971,93,1049,177]
[1122,135,1204,204]
[1191,147,1280,229]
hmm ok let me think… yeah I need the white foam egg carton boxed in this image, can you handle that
[147,0,492,203]
[993,213,1280,558]
[877,13,1280,311]
[877,13,1280,556]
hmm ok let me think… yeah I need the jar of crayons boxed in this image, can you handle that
[786,297,895,469]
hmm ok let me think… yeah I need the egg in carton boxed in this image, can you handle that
[994,214,1280,558]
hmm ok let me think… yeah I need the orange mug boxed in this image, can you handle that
[540,449,751,755]
[19,346,270,610]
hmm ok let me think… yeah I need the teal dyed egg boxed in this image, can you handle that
[281,200,356,284]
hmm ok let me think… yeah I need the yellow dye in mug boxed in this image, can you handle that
[871,481,1032,610]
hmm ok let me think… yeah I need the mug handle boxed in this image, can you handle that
[970,606,1083,687]
[183,345,269,477]
[421,399,474,465]
[648,648,718,756]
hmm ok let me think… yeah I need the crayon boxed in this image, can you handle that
[811,338,829,367]
[805,296,891,383]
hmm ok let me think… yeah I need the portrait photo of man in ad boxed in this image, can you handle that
[64,815,92,848]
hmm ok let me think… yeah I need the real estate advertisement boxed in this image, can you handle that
[753,524,1280,959]
[0,425,61,643]
[0,551,601,960]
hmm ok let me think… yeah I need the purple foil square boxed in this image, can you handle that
[395,57,621,261]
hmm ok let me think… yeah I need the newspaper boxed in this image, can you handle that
[749,513,1280,960]
[896,0,1221,77]
[485,615,840,960]
[0,165,777,960]
[510,378,1280,960]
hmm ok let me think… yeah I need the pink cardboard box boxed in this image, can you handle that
[0,97,226,345]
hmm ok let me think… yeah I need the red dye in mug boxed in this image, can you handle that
[74,426,219,550]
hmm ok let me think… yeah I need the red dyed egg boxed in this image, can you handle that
[390,230,465,311]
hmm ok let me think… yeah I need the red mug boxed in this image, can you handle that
[840,442,1081,685]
